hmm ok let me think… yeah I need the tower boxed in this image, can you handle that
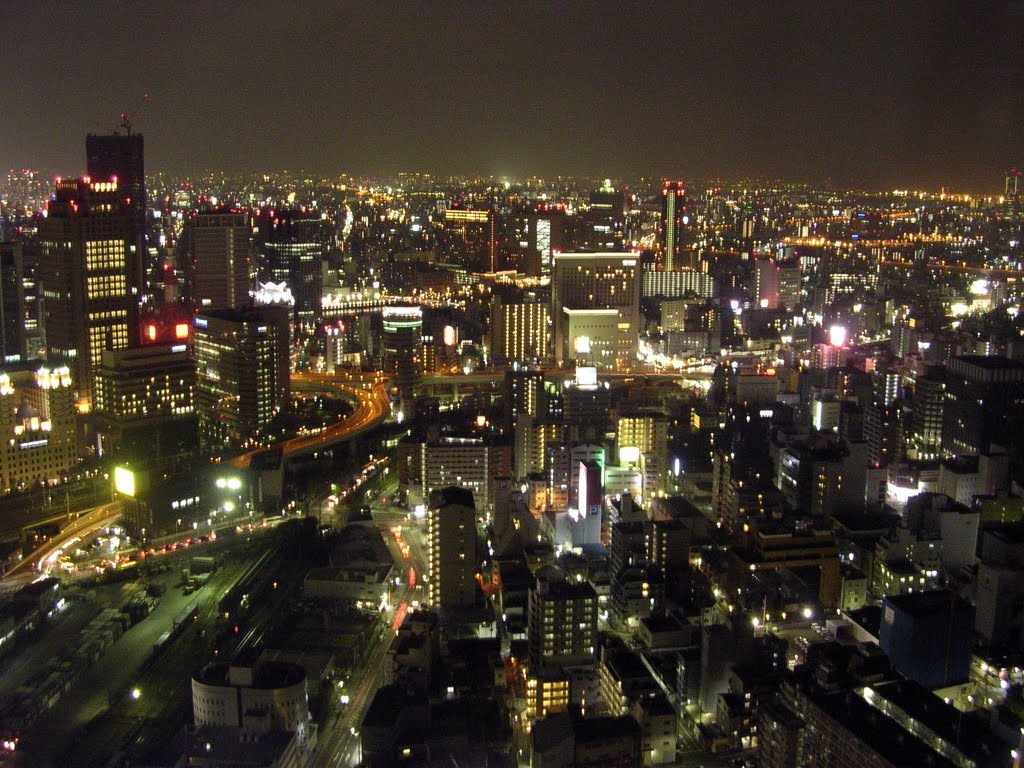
[256,210,329,333]
[660,180,686,270]
[39,176,141,412]
[382,305,423,420]
[426,486,479,613]
[186,211,253,310]
[194,305,290,450]
[86,133,147,289]
[0,242,26,364]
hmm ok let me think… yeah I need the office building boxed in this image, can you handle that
[0,242,26,363]
[382,304,423,420]
[256,210,329,332]
[86,132,147,273]
[185,211,253,310]
[908,367,945,461]
[426,486,479,613]
[879,591,974,689]
[490,289,549,366]
[580,180,625,250]
[552,252,640,370]
[942,355,1024,457]
[503,365,544,432]
[92,344,197,464]
[194,306,290,450]
[443,207,496,272]
[39,176,142,411]
[0,366,77,492]
[660,180,687,270]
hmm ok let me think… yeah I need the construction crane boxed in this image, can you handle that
[119,92,149,135]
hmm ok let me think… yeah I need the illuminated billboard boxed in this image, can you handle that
[114,466,135,497]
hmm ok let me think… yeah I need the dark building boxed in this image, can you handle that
[185,211,253,310]
[942,355,1024,457]
[256,210,330,332]
[0,242,26,363]
[878,590,974,689]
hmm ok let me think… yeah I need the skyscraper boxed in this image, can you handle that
[382,305,423,420]
[426,486,479,614]
[39,176,142,412]
[551,252,641,370]
[0,242,26,364]
[194,305,290,450]
[86,133,147,288]
[256,210,329,333]
[660,181,686,270]
[490,287,550,366]
[186,211,253,310]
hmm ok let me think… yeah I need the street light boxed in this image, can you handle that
[131,687,141,701]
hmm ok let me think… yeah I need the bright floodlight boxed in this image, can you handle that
[803,607,814,620]
[131,688,141,700]
[828,325,847,348]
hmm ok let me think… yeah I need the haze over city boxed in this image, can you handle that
[2,0,1024,188]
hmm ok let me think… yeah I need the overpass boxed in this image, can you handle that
[230,373,392,470]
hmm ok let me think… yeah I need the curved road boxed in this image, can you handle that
[231,373,392,470]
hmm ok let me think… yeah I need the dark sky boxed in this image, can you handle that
[3,0,1023,190]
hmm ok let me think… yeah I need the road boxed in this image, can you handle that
[231,373,391,470]
[2,501,122,582]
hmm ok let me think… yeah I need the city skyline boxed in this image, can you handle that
[2,1,1023,190]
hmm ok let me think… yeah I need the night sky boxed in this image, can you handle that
[2,0,1023,190]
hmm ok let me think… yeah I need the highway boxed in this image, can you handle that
[231,373,392,470]
[2,501,122,582]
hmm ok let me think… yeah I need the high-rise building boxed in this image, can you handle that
[186,211,252,310]
[39,176,142,411]
[86,132,146,269]
[194,306,290,450]
[0,242,26,364]
[92,344,197,465]
[581,180,625,250]
[382,305,423,420]
[443,207,496,272]
[426,486,479,613]
[909,367,945,461]
[503,365,544,432]
[551,253,641,370]
[942,355,1024,457]
[256,211,329,332]
[660,181,686,270]
[490,288,549,366]
[0,366,77,491]
[527,566,597,674]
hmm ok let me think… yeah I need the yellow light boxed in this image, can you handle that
[114,467,135,497]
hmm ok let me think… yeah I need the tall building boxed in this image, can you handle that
[194,306,290,450]
[490,288,549,366]
[85,132,146,272]
[0,366,77,491]
[551,252,641,370]
[443,207,496,272]
[503,365,544,432]
[942,355,1024,457]
[0,242,26,363]
[186,211,252,310]
[382,305,423,420]
[581,180,625,250]
[909,368,945,461]
[527,566,597,675]
[256,211,329,332]
[660,181,686,270]
[426,486,479,613]
[92,344,197,466]
[39,176,142,411]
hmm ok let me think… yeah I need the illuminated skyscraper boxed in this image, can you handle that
[551,252,641,370]
[86,133,147,288]
[186,211,253,310]
[39,176,142,412]
[0,366,77,491]
[660,181,686,270]
[491,287,549,366]
[383,305,423,420]
[194,305,290,450]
